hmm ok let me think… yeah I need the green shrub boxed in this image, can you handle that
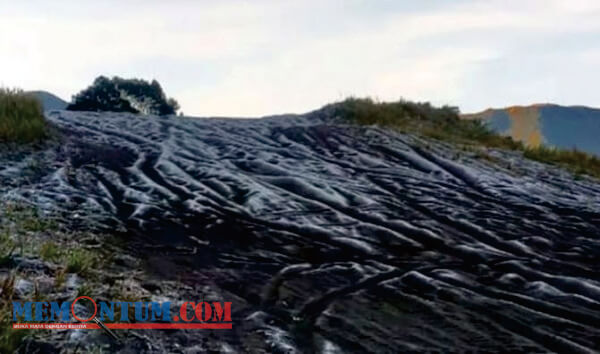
[39,242,61,262]
[66,249,98,275]
[68,76,180,115]
[330,97,459,126]
[0,88,47,143]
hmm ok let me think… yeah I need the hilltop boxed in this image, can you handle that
[25,91,68,111]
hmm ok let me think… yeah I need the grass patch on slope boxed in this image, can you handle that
[0,88,47,143]
[523,146,600,178]
[0,202,108,351]
[0,274,26,354]
[329,97,600,179]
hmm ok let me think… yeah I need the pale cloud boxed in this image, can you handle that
[1,0,599,116]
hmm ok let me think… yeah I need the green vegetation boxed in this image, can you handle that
[0,88,47,143]
[0,230,16,267]
[1,204,104,278]
[54,268,66,288]
[0,274,26,354]
[76,283,94,298]
[3,203,58,233]
[328,97,521,149]
[39,241,99,276]
[523,145,600,178]
[66,249,99,275]
[39,241,61,262]
[0,202,109,351]
[330,97,600,179]
[68,76,180,115]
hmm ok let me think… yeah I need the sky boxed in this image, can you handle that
[1,0,600,117]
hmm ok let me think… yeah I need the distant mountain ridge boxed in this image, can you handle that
[463,104,600,156]
[26,90,68,111]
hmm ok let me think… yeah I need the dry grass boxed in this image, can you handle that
[523,146,600,178]
[0,88,47,143]
[331,97,600,179]
[0,273,25,353]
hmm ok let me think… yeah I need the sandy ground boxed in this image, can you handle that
[1,109,599,353]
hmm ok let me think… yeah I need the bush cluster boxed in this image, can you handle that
[0,88,47,143]
[67,76,180,115]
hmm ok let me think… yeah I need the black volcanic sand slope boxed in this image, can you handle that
[2,110,600,353]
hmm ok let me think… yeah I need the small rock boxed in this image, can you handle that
[34,276,56,294]
[65,273,82,291]
[15,278,34,296]
[12,256,53,273]
[141,281,162,293]
[113,254,138,268]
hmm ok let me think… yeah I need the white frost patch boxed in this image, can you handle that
[321,339,343,354]
[331,237,376,255]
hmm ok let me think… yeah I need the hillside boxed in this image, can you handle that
[0,108,598,352]
[464,104,600,156]
[25,90,68,111]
